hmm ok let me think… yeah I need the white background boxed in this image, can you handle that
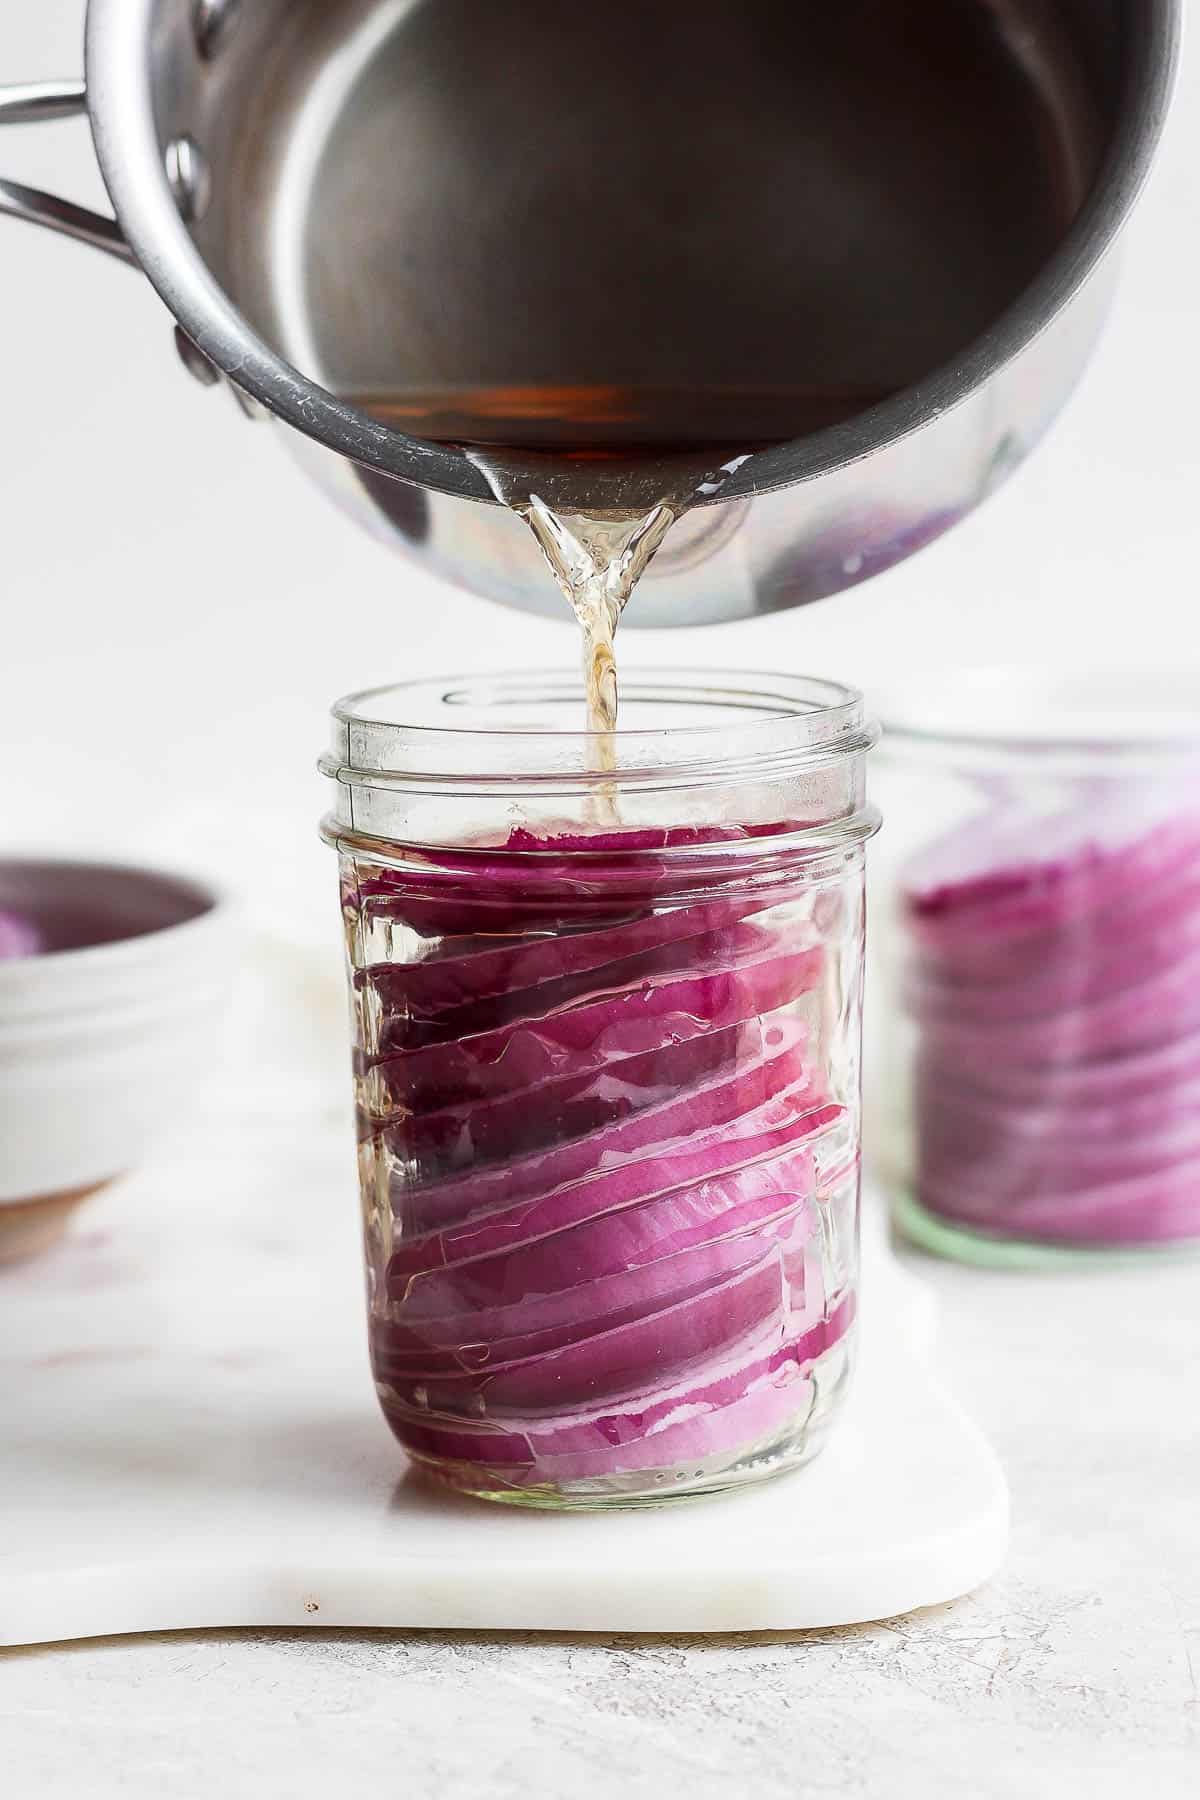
[1,2,1197,948]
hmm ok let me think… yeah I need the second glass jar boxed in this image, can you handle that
[872,671,1200,1265]
[321,672,879,1507]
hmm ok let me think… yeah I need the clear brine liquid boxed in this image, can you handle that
[466,450,682,806]
[519,497,679,742]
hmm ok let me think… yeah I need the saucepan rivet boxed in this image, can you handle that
[165,135,212,226]
[192,0,241,61]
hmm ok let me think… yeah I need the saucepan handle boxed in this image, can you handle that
[0,77,247,399]
[0,79,134,266]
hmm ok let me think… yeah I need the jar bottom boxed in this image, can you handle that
[894,1189,1200,1270]
[389,1333,855,1511]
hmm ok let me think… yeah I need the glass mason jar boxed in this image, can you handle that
[320,672,879,1508]
[871,671,1200,1266]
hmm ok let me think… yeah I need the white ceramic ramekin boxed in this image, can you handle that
[0,860,235,1259]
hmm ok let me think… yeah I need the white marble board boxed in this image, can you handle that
[0,1069,1007,1646]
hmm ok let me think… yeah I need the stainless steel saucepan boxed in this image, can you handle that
[0,0,1181,625]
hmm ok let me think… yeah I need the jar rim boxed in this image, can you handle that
[321,669,879,855]
[874,668,1200,772]
[324,670,877,789]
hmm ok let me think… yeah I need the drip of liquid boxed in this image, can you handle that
[520,498,678,748]
[521,497,679,822]
[349,384,895,756]
[352,384,867,773]
[464,441,685,818]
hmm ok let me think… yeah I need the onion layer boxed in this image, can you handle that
[349,825,856,1490]
[904,807,1200,1246]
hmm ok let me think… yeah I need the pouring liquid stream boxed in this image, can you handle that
[351,387,863,810]
[520,496,679,773]
[468,448,685,819]
[350,386,901,811]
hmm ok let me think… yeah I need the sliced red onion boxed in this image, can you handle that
[904,806,1200,1246]
[362,899,761,1029]
[394,1077,823,1239]
[385,1250,790,1413]
[352,821,850,1486]
[381,1014,821,1185]
[374,1223,803,1374]
[370,927,820,1110]
[387,1136,821,1282]
[906,866,1200,1024]
[0,910,41,961]
[381,1292,855,1483]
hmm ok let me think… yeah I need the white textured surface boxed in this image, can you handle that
[0,1044,1005,1645]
